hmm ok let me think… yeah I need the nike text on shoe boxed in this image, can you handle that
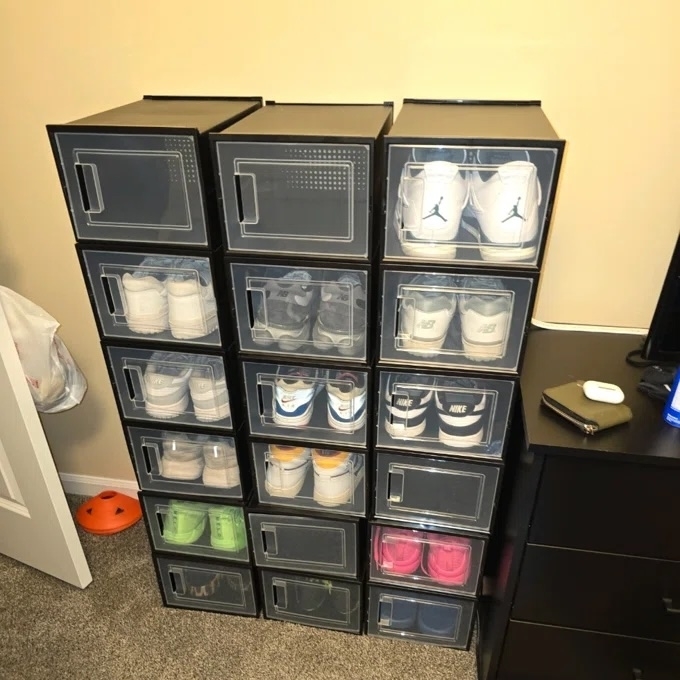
[435,378,488,448]
[398,275,457,356]
[202,440,240,489]
[273,367,318,428]
[312,274,366,357]
[252,270,314,351]
[384,374,434,439]
[143,353,192,420]
[458,278,512,361]
[312,450,365,507]
[162,500,208,545]
[373,527,424,576]
[121,257,171,334]
[265,445,311,498]
[166,258,218,340]
[326,372,367,432]
[466,151,541,263]
[160,434,203,480]
[188,359,230,423]
[396,158,469,260]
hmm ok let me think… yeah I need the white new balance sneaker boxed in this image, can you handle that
[397,160,468,260]
[265,445,311,497]
[143,353,192,419]
[166,259,218,340]
[202,440,240,488]
[273,367,318,427]
[326,372,367,432]
[466,156,541,263]
[189,361,230,423]
[160,434,204,480]
[398,275,457,356]
[459,278,512,361]
[122,259,169,334]
[312,450,364,507]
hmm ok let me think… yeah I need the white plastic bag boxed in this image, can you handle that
[0,286,87,413]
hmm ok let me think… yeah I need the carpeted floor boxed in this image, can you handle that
[0,498,477,680]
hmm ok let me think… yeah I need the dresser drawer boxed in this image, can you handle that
[499,621,680,680]
[514,545,680,643]
[530,456,680,561]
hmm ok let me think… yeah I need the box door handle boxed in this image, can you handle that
[388,469,405,504]
[256,380,275,424]
[123,364,146,406]
[663,597,680,614]
[168,568,186,596]
[272,579,288,611]
[262,527,278,557]
[378,598,394,627]
[101,274,126,319]
[141,442,162,475]
[247,287,267,338]
[74,162,104,214]
[234,173,259,225]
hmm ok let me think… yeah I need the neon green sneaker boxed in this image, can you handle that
[208,506,247,553]
[162,500,209,545]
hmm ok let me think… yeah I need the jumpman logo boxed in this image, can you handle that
[502,197,525,223]
[423,197,447,222]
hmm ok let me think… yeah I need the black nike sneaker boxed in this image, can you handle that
[435,377,488,448]
[384,373,434,439]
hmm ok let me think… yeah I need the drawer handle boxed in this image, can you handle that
[388,469,405,504]
[234,173,259,225]
[141,442,162,475]
[101,274,126,318]
[168,568,186,596]
[75,162,104,214]
[662,597,680,614]
[262,527,278,557]
[272,579,288,611]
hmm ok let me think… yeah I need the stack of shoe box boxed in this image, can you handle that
[210,102,393,633]
[47,96,266,618]
[367,100,564,648]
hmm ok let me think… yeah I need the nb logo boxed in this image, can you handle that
[477,323,497,334]
[417,319,438,330]
[449,404,469,414]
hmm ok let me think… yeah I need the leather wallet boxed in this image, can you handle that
[541,381,633,434]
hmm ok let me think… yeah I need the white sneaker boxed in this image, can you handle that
[273,367,318,427]
[202,440,240,488]
[459,278,512,361]
[189,361,230,423]
[312,450,364,507]
[398,275,456,356]
[326,372,367,432]
[122,263,169,335]
[467,158,541,263]
[265,445,311,497]
[160,434,203,480]
[143,353,192,419]
[397,161,468,259]
[166,259,218,340]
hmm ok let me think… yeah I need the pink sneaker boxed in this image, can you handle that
[425,534,472,586]
[373,527,424,575]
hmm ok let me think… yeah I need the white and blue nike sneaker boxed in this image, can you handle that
[326,372,366,432]
[273,366,319,428]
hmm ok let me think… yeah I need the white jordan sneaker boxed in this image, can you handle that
[121,258,170,334]
[397,160,468,260]
[189,359,231,423]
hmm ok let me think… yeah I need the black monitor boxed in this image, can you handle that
[642,229,680,363]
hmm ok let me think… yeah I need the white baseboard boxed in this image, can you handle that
[59,473,139,499]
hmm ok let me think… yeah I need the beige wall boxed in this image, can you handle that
[0,0,678,480]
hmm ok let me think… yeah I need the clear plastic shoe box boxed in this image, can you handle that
[382,100,564,269]
[230,261,370,361]
[211,102,393,260]
[126,425,244,499]
[241,361,369,447]
[106,346,232,430]
[80,248,223,346]
[155,556,258,616]
[376,369,516,459]
[251,441,366,517]
[373,451,501,533]
[367,585,475,649]
[380,269,535,373]
[261,569,362,633]
[48,96,261,247]
[369,523,485,597]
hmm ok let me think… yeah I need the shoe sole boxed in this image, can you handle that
[312,324,364,357]
[193,402,231,423]
[461,218,537,263]
[252,324,310,352]
[273,400,314,427]
[314,465,364,507]
[327,408,366,433]
[265,474,307,498]
[461,336,505,362]
[160,461,203,480]
[400,241,457,259]
[127,312,169,335]
[170,313,218,340]
[202,466,240,488]
[384,418,427,438]
[438,427,485,449]
[145,393,190,420]
[398,334,448,357]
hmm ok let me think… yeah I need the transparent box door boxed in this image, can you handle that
[106,347,232,430]
[214,141,371,258]
[251,441,366,517]
[126,426,241,499]
[367,586,475,649]
[374,451,500,532]
[376,370,515,458]
[370,524,485,597]
[380,270,534,372]
[54,132,207,245]
[384,144,559,267]
[242,362,369,446]
[230,263,368,360]
[156,557,257,616]
[261,570,362,632]
[249,512,358,577]
[82,249,220,346]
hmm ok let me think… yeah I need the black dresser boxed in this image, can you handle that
[479,330,680,680]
